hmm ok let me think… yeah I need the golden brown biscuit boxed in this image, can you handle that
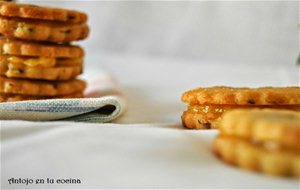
[0,38,84,58]
[213,135,300,178]
[182,104,300,129]
[0,55,83,80]
[0,91,84,102]
[0,2,87,24]
[182,86,300,106]
[0,16,89,42]
[0,76,86,96]
[181,86,300,129]
[219,109,300,152]
[182,105,221,129]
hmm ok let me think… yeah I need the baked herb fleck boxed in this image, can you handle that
[52,83,58,89]
[28,28,34,33]
[60,29,71,34]
[247,99,255,104]
[198,120,211,129]
[68,15,76,20]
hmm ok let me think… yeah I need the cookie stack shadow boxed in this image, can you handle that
[0,2,89,102]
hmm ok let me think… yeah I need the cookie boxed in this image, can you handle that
[182,86,300,106]
[182,104,300,129]
[0,91,84,102]
[0,2,87,24]
[0,38,84,58]
[182,105,223,129]
[213,135,300,178]
[219,109,300,152]
[181,86,300,129]
[0,55,83,67]
[0,55,83,80]
[0,76,86,96]
[0,16,89,42]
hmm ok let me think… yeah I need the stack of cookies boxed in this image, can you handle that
[181,86,300,129]
[214,109,300,178]
[0,2,89,102]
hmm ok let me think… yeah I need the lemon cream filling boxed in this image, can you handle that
[0,56,82,77]
[189,105,300,115]
[8,56,56,67]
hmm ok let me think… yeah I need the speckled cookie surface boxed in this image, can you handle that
[219,109,300,152]
[182,86,300,106]
[0,91,84,102]
[0,76,86,96]
[0,16,89,42]
[0,55,83,80]
[213,135,300,178]
[0,2,87,23]
[181,105,300,129]
[0,38,84,58]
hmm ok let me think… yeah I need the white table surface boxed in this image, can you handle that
[1,53,299,189]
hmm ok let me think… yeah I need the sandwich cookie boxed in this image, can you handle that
[181,86,300,129]
[213,109,300,178]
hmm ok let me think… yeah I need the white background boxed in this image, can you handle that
[22,0,298,67]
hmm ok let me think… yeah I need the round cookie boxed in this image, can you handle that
[182,105,300,130]
[0,17,89,42]
[0,76,86,96]
[0,2,87,24]
[181,105,222,129]
[0,91,84,102]
[219,109,300,152]
[213,135,300,178]
[0,38,84,58]
[0,55,83,80]
[182,86,300,106]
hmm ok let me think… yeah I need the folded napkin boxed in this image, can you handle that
[0,69,127,122]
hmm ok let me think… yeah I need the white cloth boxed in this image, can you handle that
[1,54,299,189]
[2,121,298,189]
